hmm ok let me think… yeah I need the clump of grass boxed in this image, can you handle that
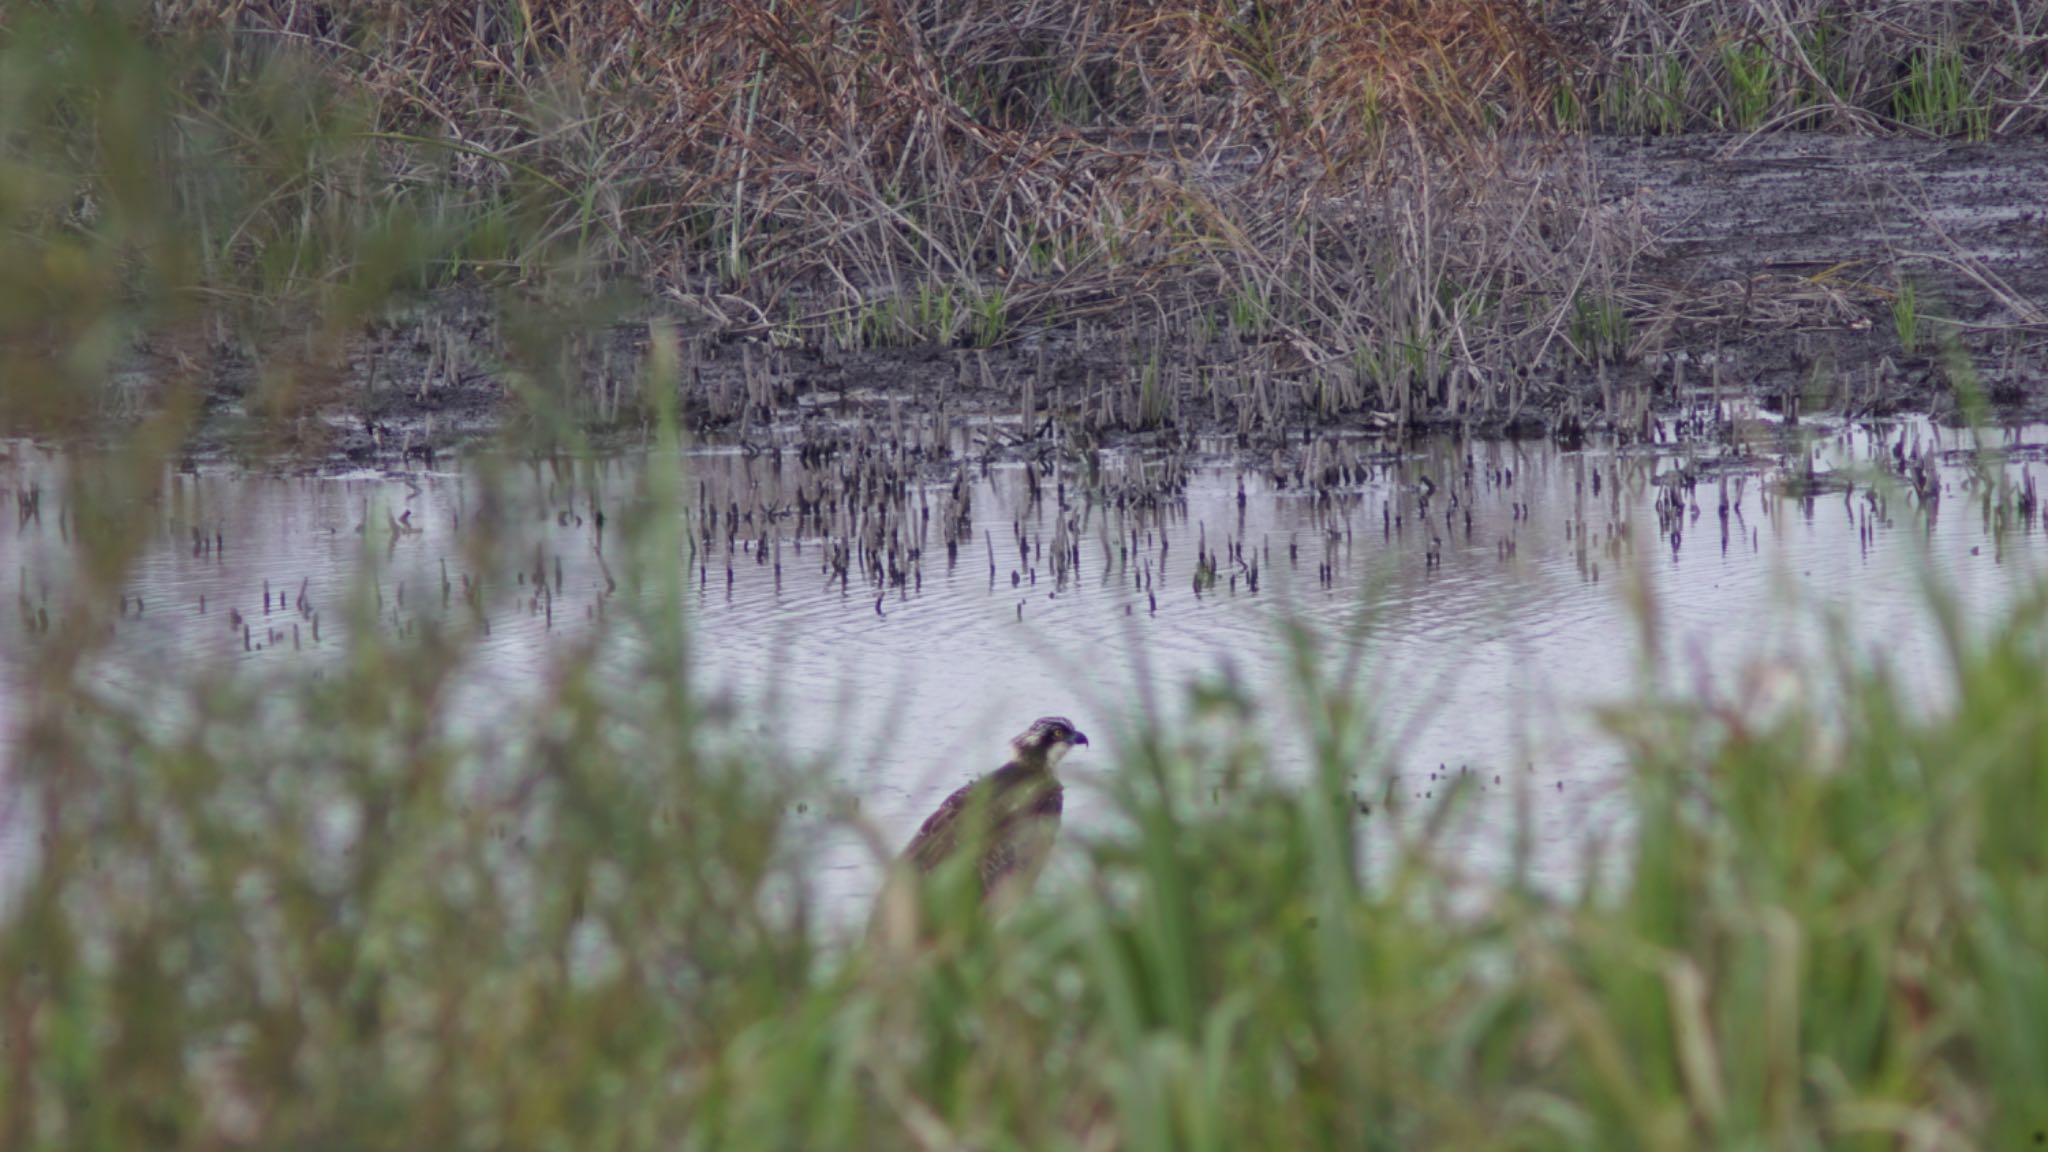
[1571,292,1633,365]
[1719,36,1779,130]
[1892,276,1922,355]
[1894,42,1993,140]
[1600,56,1693,135]
[1228,282,1272,338]
[969,288,1008,349]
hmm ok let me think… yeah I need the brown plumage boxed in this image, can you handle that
[896,716,1089,904]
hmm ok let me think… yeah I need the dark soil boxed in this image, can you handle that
[174,133,2048,470]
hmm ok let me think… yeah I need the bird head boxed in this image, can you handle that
[1012,715,1089,769]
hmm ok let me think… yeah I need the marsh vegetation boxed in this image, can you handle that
[5,1,2047,454]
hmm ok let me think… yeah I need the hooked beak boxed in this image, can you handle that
[1072,730,1090,747]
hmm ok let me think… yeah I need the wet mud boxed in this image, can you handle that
[1597,133,2048,420]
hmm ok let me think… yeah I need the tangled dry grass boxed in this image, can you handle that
[160,1,1571,328]
[4,1,2041,437]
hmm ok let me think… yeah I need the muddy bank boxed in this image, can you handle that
[167,133,2048,470]
[1596,133,2048,418]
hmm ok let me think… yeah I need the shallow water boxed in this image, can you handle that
[4,417,2045,913]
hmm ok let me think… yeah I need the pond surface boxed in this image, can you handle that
[4,417,2045,914]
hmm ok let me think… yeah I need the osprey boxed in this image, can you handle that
[896,716,1090,906]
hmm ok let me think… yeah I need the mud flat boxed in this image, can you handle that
[1596,133,2048,419]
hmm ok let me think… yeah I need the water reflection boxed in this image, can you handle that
[4,418,2044,912]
